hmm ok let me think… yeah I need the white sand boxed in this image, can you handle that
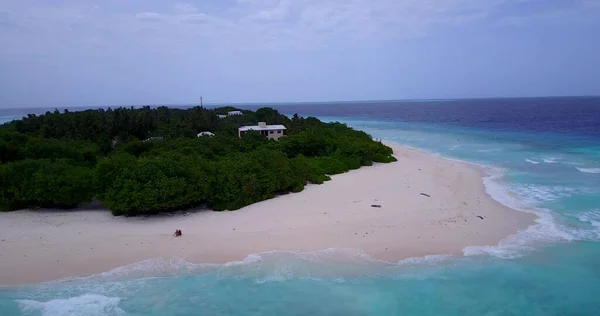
[0,143,535,285]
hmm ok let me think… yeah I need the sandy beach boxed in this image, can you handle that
[0,143,536,286]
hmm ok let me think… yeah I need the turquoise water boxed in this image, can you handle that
[2,248,600,315]
[2,113,600,315]
[0,116,19,125]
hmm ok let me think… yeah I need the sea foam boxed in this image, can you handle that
[577,210,600,230]
[542,157,559,163]
[30,248,459,287]
[17,294,124,316]
[464,166,600,259]
[576,167,600,174]
[77,257,218,284]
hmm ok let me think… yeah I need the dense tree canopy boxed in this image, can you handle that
[0,106,396,215]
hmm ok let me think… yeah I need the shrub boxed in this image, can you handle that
[0,159,94,211]
[314,156,349,174]
[100,154,213,216]
[209,150,296,211]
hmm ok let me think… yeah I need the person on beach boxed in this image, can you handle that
[174,229,182,237]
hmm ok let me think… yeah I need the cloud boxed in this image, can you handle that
[1,0,599,56]
[497,0,600,26]
[246,0,291,21]
[174,3,198,14]
[135,12,165,21]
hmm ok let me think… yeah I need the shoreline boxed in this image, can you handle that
[0,142,537,286]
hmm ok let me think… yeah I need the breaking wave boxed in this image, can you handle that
[39,248,459,286]
[576,167,600,174]
[542,157,559,163]
[577,210,600,230]
[17,294,125,316]
[465,166,600,259]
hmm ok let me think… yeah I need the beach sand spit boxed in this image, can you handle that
[0,143,535,285]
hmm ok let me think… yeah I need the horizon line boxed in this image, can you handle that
[1,95,599,110]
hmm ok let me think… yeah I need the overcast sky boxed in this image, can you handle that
[1,0,599,107]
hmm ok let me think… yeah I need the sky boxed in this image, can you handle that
[1,0,599,107]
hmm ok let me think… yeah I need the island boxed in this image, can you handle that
[0,106,396,215]
[0,106,534,285]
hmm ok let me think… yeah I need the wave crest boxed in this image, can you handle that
[17,294,124,316]
[576,167,600,174]
[33,248,461,287]
[466,165,600,260]
[543,157,559,163]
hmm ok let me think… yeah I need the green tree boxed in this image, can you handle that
[100,154,213,216]
[0,159,94,211]
[0,105,397,215]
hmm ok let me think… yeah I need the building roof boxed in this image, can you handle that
[228,111,243,115]
[197,131,214,137]
[239,124,287,132]
[143,136,164,142]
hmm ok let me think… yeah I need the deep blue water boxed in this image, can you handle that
[1,97,600,315]
[266,97,600,137]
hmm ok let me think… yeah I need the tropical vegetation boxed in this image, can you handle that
[0,106,396,216]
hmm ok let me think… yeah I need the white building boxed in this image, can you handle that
[197,131,215,137]
[217,114,227,119]
[228,110,243,116]
[238,122,287,140]
[143,136,164,142]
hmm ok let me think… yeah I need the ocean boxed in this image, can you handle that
[1,97,600,315]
